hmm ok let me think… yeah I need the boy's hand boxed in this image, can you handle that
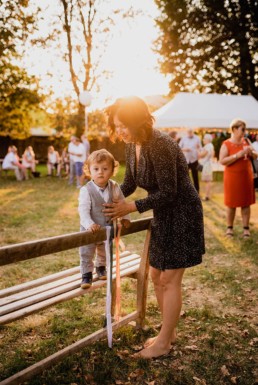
[120,219,131,228]
[89,224,101,233]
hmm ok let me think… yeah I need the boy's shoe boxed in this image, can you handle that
[81,272,93,289]
[96,266,107,280]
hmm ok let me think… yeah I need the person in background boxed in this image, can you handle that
[80,134,91,185]
[81,134,90,159]
[251,133,258,175]
[68,135,77,185]
[47,146,61,176]
[198,134,215,201]
[78,149,130,288]
[169,130,179,143]
[61,147,70,177]
[2,145,26,181]
[22,146,36,178]
[104,96,204,359]
[69,137,86,188]
[179,128,202,193]
[219,119,257,238]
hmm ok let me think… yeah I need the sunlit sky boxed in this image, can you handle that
[24,0,169,110]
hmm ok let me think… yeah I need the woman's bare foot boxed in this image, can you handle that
[134,341,171,359]
[143,330,176,348]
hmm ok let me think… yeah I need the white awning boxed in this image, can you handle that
[153,93,258,130]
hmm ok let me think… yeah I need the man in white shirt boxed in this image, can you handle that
[2,146,26,181]
[179,128,202,193]
[69,137,86,188]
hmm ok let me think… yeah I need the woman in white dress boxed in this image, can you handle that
[198,134,214,201]
[22,146,36,177]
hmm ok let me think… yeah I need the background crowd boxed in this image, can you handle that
[1,134,91,188]
[1,124,258,234]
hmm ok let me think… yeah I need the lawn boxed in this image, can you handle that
[0,166,257,385]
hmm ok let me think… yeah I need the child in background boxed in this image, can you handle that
[78,149,130,289]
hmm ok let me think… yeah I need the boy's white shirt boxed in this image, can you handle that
[78,179,130,230]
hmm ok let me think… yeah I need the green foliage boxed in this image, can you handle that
[0,0,36,59]
[49,96,107,139]
[0,72,41,138]
[155,0,258,99]
[0,0,42,138]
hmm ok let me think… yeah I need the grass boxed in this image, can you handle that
[0,166,257,385]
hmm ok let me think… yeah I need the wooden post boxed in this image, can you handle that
[136,227,151,328]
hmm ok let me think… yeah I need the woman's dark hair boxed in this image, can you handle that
[105,96,155,143]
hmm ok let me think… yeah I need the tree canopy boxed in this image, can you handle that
[155,0,258,99]
[54,0,136,136]
[0,0,42,138]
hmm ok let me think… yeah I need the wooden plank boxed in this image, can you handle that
[0,264,141,324]
[0,217,151,267]
[0,257,141,316]
[0,311,138,385]
[0,252,134,305]
[0,251,132,298]
[0,253,140,307]
[0,274,81,307]
[0,266,80,298]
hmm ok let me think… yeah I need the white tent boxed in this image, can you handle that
[153,93,258,130]
[30,127,56,137]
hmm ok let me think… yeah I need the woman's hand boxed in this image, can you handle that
[102,200,136,220]
[120,218,131,228]
[239,146,253,158]
[89,223,101,233]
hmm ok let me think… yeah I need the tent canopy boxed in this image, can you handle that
[153,93,258,129]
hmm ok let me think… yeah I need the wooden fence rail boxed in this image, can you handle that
[0,217,151,266]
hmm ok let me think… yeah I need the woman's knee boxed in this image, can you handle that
[150,267,161,285]
[160,268,185,288]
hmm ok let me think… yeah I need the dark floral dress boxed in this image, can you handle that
[120,129,205,270]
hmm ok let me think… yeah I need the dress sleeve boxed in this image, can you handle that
[120,145,137,197]
[135,138,179,213]
[78,186,95,229]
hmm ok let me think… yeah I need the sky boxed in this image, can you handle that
[24,0,169,110]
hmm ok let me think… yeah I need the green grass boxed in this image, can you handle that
[0,168,257,384]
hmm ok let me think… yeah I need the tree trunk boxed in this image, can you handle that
[76,104,85,138]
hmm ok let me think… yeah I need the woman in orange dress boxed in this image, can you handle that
[219,119,257,237]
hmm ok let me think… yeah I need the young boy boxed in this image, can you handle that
[78,149,130,289]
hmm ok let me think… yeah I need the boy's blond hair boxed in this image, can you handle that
[83,149,119,179]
